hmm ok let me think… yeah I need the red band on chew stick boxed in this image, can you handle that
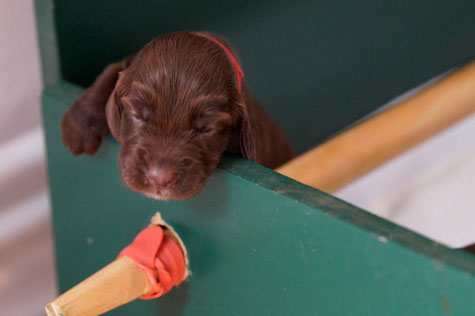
[194,32,244,93]
[118,226,186,299]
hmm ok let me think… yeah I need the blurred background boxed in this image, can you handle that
[1,0,474,315]
[0,0,56,315]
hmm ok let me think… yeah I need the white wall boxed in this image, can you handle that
[336,113,475,248]
[0,0,42,142]
[0,1,56,315]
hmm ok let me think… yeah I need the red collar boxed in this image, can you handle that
[194,33,244,93]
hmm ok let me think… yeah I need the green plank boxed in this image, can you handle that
[34,0,61,86]
[43,81,475,316]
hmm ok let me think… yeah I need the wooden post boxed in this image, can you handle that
[276,62,475,193]
[45,256,152,316]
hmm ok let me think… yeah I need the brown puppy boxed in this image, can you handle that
[61,32,294,200]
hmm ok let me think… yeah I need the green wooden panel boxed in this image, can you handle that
[51,0,475,152]
[42,81,475,315]
[34,0,61,86]
[36,0,475,314]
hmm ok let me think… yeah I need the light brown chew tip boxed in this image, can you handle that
[276,62,475,193]
[45,256,152,316]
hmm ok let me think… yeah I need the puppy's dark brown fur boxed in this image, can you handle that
[61,32,294,200]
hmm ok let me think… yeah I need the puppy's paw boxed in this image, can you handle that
[60,105,107,156]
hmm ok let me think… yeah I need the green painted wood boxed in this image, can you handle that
[51,0,475,152]
[35,0,475,314]
[42,81,475,315]
[34,0,61,86]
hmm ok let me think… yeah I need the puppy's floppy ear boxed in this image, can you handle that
[105,83,124,143]
[233,95,258,162]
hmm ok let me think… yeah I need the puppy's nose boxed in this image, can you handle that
[146,167,176,187]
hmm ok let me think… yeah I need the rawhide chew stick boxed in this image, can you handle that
[45,216,188,316]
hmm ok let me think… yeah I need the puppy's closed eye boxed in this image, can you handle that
[179,158,193,168]
[138,108,154,121]
[131,107,154,125]
[194,112,233,135]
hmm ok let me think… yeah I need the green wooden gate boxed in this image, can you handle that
[36,0,475,314]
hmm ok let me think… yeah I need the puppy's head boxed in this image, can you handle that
[105,33,256,200]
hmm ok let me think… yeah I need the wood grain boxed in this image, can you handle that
[276,62,475,193]
[45,256,152,316]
